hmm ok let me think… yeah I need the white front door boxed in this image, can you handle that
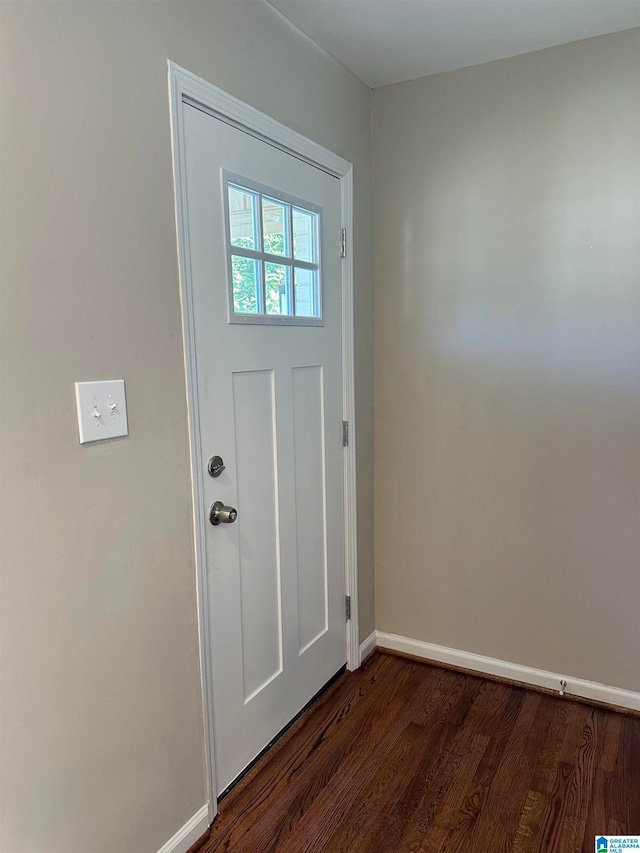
[182,103,347,795]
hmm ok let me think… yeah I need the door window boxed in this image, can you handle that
[225,175,322,325]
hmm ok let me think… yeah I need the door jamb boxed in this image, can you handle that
[167,61,360,823]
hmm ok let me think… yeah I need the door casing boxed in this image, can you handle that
[168,61,360,822]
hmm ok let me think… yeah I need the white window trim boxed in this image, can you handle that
[168,61,360,825]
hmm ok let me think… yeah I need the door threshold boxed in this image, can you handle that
[217,664,347,803]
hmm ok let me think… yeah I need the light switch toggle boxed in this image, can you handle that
[75,380,128,444]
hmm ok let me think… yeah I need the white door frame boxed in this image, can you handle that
[167,61,359,822]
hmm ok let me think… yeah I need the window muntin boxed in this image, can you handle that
[225,175,322,325]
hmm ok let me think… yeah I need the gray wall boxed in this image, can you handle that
[373,30,640,692]
[0,3,373,851]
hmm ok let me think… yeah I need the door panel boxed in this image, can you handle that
[292,365,328,653]
[232,369,282,700]
[182,102,346,794]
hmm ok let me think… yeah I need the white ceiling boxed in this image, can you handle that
[266,0,640,87]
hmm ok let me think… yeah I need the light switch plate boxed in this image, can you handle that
[75,379,128,444]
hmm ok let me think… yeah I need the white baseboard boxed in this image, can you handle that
[375,631,640,712]
[359,630,377,663]
[156,804,209,853]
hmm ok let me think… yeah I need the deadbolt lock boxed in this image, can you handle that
[207,455,225,478]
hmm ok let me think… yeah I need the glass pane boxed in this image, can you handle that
[293,208,317,263]
[262,197,289,256]
[232,255,260,314]
[265,263,292,315]
[228,185,257,250]
[294,267,319,317]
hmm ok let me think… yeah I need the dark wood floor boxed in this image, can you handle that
[194,651,639,853]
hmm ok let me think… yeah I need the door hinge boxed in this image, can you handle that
[345,595,351,621]
[342,420,349,447]
[340,228,347,258]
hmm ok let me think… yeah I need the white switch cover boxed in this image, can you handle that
[75,379,128,444]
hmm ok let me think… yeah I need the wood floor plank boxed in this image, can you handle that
[567,706,609,852]
[565,708,605,821]
[207,653,402,852]
[389,681,509,851]
[323,720,456,853]
[470,691,549,853]
[371,681,508,852]
[335,677,483,853]
[530,760,575,851]
[512,789,549,853]
[509,700,574,853]
[517,705,601,853]
[399,733,490,853]
[274,668,460,853]
[615,713,640,832]
[419,687,525,853]
[194,652,640,853]
[530,701,572,796]
[560,814,585,853]
[249,660,444,853]
[581,771,608,853]
[600,712,624,772]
